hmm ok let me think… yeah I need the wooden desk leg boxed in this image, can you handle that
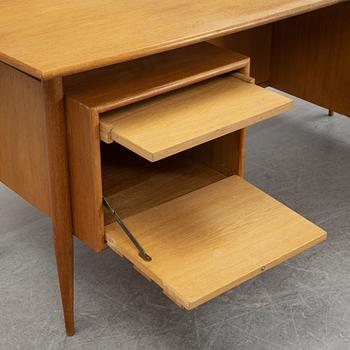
[43,78,74,336]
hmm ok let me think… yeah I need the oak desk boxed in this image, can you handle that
[0,0,348,335]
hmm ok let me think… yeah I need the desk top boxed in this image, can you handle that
[0,0,342,80]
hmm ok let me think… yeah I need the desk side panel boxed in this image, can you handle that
[270,2,350,117]
[65,97,106,252]
[0,63,51,215]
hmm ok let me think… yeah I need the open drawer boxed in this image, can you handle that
[64,42,326,310]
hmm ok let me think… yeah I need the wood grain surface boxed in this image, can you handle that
[0,0,342,79]
[102,145,226,222]
[106,175,326,309]
[65,43,249,113]
[0,62,51,215]
[100,75,292,161]
[211,25,273,85]
[65,97,106,252]
[43,78,74,336]
[270,2,350,116]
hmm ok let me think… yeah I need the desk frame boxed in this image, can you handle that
[0,2,349,335]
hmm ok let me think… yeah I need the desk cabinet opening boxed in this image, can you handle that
[65,42,326,310]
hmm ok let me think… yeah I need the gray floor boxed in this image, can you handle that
[1,90,350,350]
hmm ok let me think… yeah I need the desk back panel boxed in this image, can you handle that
[211,25,272,85]
[270,2,350,117]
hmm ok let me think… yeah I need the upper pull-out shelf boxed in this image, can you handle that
[64,42,249,113]
[100,75,292,162]
[106,175,326,310]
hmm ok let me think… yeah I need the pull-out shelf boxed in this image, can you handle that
[106,175,326,309]
[100,75,292,161]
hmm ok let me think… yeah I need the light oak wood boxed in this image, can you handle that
[187,64,252,178]
[270,2,350,116]
[65,43,249,113]
[0,0,342,79]
[0,63,51,215]
[2,0,345,335]
[66,109,245,251]
[102,144,226,223]
[189,131,246,178]
[0,62,74,335]
[106,175,326,310]
[43,78,74,336]
[100,75,293,161]
[230,72,255,84]
[238,128,246,176]
[65,97,106,252]
[211,24,273,84]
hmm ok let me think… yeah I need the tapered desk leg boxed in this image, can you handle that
[43,78,74,336]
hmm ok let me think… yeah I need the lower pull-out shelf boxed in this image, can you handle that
[105,175,326,310]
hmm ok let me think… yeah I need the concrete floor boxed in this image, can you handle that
[1,90,350,350]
